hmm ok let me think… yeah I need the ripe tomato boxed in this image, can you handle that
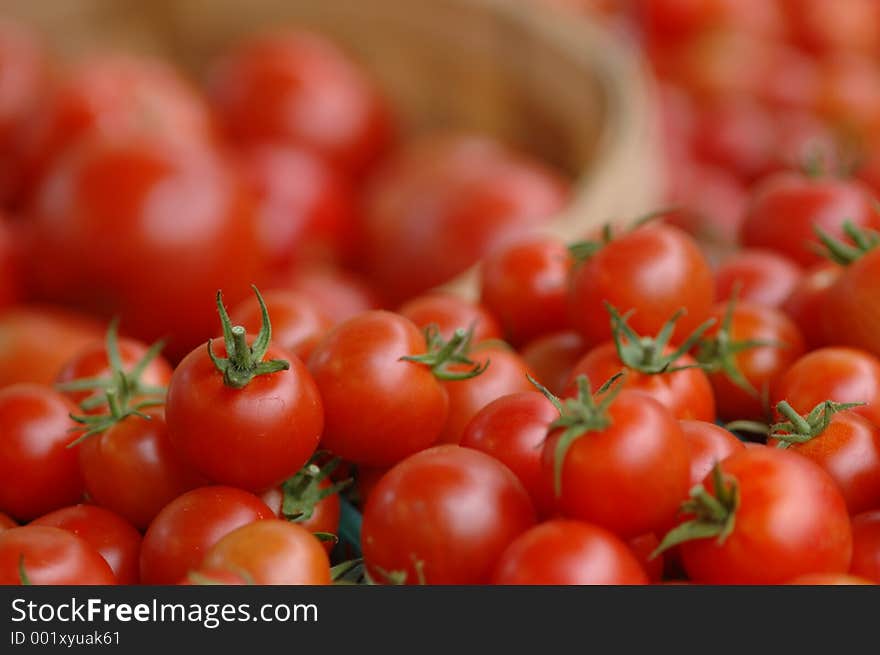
[772,347,880,427]
[824,246,880,359]
[0,384,83,521]
[0,526,116,585]
[714,249,803,308]
[850,511,880,583]
[460,391,558,517]
[398,292,502,343]
[782,262,841,350]
[167,290,323,492]
[25,136,262,361]
[140,486,273,585]
[769,402,880,515]
[307,311,448,467]
[680,420,745,488]
[362,445,536,584]
[479,235,572,345]
[0,305,103,387]
[201,519,331,585]
[659,448,852,584]
[361,134,569,303]
[207,30,393,178]
[740,172,880,267]
[542,383,690,539]
[519,331,586,397]
[568,223,714,349]
[282,266,384,325]
[492,520,648,585]
[32,505,142,584]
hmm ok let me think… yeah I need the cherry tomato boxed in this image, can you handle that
[460,391,558,517]
[824,247,880,359]
[282,266,384,325]
[680,420,745,487]
[492,519,648,585]
[398,292,502,343]
[782,263,841,350]
[307,311,448,467]
[479,235,572,345]
[519,331,586,397]
[772,347,880,427]
[850,511,880,583]
[568,223,714,349]
[0,384,83,521]
[362,445,536,584]
[207,30,393,178]
[32,504,142,584]
[201,519,331,585]
[140,486,273,585]
[816,53,880,136]
[0,525,116,584]
[714,249,803,308]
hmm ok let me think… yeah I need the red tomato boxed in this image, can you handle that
[0,305,104,387]
[460,391,558,517]
[492,519,648,585]
[479,235,572,345]
[568,223,714,349]
[824,247,880,359]
[0,384,83,521]
[140,486,273,585]
[361,134,569,303]
[0,513,15,532]
[398,292,502,344]
[772,347,880,427]
[178,567,250,585]
[236,144,357,269]
[307,311,448,467]
[362,445,536,584]
[787,573,873,585]
[32,505,142,584]
[282,266,383,325]
[25,136,262,361]
[714,249,803,308]
[201,519,331,585]
[79,408,205,529]
[542,385,690,539]
[207,30,393,177]
[166,292,323,492]
[0,526,116,584]
[782,263,841,350]
[740,172,880,268]
[230,289,332,361]
[816,53,880,135]
[663,448,852,584]
[850,511,880,583]
[680,420,745,488]
[519,331,586,397]
[628,533,664,584]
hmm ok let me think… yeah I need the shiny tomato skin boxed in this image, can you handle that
[714,249,803,308]
[565,342,715,422]
[140,486,273,585]
[460,391,558,517]
[0,526,116,584]
[207,30,392,178]
[261,478,341,553]
[824,248,880,359]
[282,266,384,325]
[32,504,142,584]
[398,292,502,343]
[680,420,745,488]
[363,445,536,584]
[479,235,572,345]
[492,519,648,585]
[850,511,880,583]
[167,339,323,492]
[519,331,586,397]
[769,411,880,515]
[308,311,448,467]
[568,224,715,349]
[201,519,331,585]
[772,348,880,427]
[79,408,205,530]
[0,384,83,521]
[740,172,880,268]
[542,391,690,539]
[782,263,841,350]
[0,306,104,388]
[678,448,852,584]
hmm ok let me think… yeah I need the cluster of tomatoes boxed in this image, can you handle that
[1,8,880,587]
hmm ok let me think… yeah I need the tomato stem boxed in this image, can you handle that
[280,453,352,523]
[770,399,865,448]
[401,324,489,381]
[814,220,880,266]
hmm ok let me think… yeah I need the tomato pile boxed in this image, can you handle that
[1,9,880,586]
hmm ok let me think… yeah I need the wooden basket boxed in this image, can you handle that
[1,0,663,298]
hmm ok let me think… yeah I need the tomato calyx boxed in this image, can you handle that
[281,453,351,524]
[815,220,880,266]
[651,464,740,559]
[770,399,865,449]
[68,387,161,446]
[401,324,489,381]
[208,285,290,389]
[55,318,167,413]
[367,559,426,585]
[331,558,366,585]
[567,208,676,263]
[606,302,714,375]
